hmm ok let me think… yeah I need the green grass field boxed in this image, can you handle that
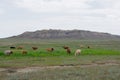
[0,38,120,80]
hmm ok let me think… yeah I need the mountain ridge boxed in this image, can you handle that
[10,29,120,40]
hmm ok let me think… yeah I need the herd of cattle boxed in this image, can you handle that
[4,45,91,56]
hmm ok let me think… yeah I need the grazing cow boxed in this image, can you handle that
[63,46,69,49]
[66,48,71,54]
[22,50,27,54]
[46,48,54,52]
[63,46,71,54]
[10,46,16,49]
[32,47,38,50]
[4,50,13,56]
[87,46,90,49]
[17,46,23,49]
[80,45,84,48]
[75,49,81,56]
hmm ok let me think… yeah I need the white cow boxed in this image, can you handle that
[75,49,81,56]
[4,50,13,56]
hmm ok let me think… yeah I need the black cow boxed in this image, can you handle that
[10,46,16,49]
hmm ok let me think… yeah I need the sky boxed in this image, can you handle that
[0,0,120,38]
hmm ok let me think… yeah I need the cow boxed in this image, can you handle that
[32,47,38,50]
[63,46,69,49]
[10,46,16,49]
[80,45,84,48]
[66,48,71,54]
[46,48,54,52]
[87,46,90,49]
[4,50,13,56]
[63,46,71,54]
[75,49,81,56]
[17,46,23,49]
[22,50,27,54]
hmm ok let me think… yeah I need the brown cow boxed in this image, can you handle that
[22,50,27,54]
[66,48,71,54]
[46,48,54,52]
[87,46,91,49]
[32,47,38,50]
[63,46,71,54]
[80,45,84,48]
[17,46,23,49]
[63,46,69,49]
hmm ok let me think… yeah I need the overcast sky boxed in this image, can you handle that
[0,0,120,38]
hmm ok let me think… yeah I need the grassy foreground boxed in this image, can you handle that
[3,65,120,80]
[0,55,119,68]
[0,55,120,80]
[0,39,120,80]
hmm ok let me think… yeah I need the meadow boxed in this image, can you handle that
[0,38,120,80]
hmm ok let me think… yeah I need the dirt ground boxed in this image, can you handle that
[0,60,119,74]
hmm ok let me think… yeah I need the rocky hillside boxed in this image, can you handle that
[11,29,120,40]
